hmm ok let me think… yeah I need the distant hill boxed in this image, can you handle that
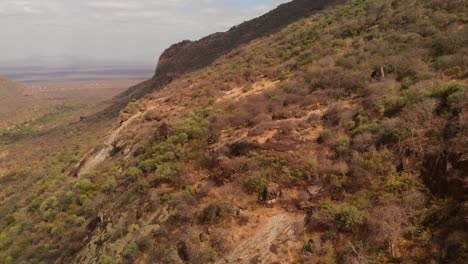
[0,77,36,127]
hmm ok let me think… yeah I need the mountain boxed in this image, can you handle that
[113,0,345,113]
[0,0,467,264]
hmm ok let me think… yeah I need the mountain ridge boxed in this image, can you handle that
[116,0,346,102]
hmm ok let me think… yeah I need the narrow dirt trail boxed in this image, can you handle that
[222,214,305,264]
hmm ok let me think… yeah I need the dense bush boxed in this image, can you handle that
[306,67,368,91]
[244,172,268,195]
[123,242,140,260]
[313,201,365,232]
[335,136,350,157]
[334,205,364,232]
[201,203,233,224]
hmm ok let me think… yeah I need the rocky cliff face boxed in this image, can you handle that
[153,0,345,81]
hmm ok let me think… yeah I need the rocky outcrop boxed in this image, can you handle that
[223,214,305,264]
[421,151,467,200]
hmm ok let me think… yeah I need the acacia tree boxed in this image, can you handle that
[368,204,409,257]
[400,97,441,152]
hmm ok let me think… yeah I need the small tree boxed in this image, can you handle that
[368,204,409,257]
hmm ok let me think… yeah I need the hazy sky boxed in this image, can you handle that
[0,0,289,66]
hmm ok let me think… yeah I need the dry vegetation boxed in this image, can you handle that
[0,0,467,263]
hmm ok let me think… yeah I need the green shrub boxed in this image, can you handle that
[61,191,75,210]
[28,198,42,213]
[0,233,12,250]
[124,242,140,260]
[101,176,117,193]
[321,240,337,264]
[74,179,94,194]
[352,123,379,136]
[154,162,181,183]
[290,168,307,181]
[334,205,364,231]
[78,195,95,217]
[445,66,463,77]
[99,255,115,264]
[329,174,348,189]
[318,129,332,143]
[180,117,209,139]
[40,196,59,212]
[208,98,216,106]
[277,72,289,81]
[425,83,465,114]
[313,201,364,232]
[127,166,143,179]
[396,89,423,109]
[256,154,287,170]
[121,100,143,115]
[335,136,350,157]
[74,215,86,225]
[4,256,13,264]
[244,172,268,194]
[425,83,464,99]
[139,159,157,173]
[4,215,15,226]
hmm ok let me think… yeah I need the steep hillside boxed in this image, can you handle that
[0,0,467,264]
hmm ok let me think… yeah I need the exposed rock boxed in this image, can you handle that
[223,214,305,264]
[421,151,466,200]
[76,112,143,176]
